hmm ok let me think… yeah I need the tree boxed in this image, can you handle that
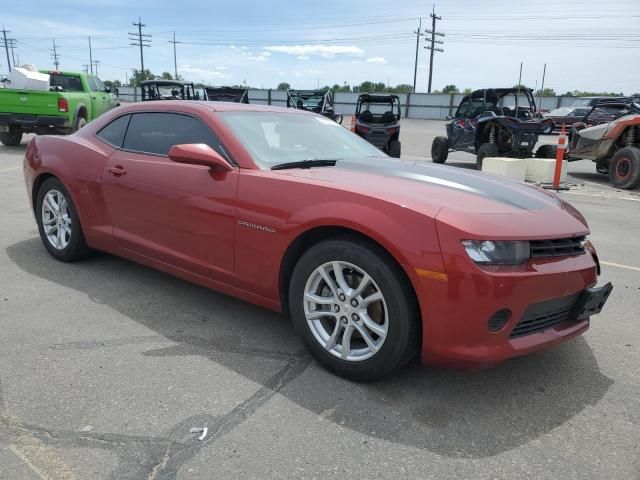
[513,84,528,90]
[129,69,154,86]
[535,88,556,96]
[277,82,290,91]
[442,84,459,94]
[462,88,473,94]
[390,84,413,94]
[331,83,351,92]
[161,72,173,80]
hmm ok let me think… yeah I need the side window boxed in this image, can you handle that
[94,77,105,91]
[96,115,131,148]
[87,76,99,92]
[455,100,469,118]
[122,113,223,156]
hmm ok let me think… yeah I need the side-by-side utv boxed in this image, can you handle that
[353,94,402,158]
[204,86,249,103]
[431,88,555,167]
[287,89,343,123]
[141,80,200,101]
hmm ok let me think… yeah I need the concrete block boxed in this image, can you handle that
[526,158,568,183]
[481,157,528,182]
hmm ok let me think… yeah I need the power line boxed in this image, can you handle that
[129,16,151,81]
[424,5,444,93]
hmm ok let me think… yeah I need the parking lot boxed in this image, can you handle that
[1,120,638,479]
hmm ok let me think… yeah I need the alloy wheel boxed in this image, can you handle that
[41,189,72,250]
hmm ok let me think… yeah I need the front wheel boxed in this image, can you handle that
[535,144,558,159]
[0,127,23,146]
[36,177,92,261]
[388,140,401,158]
[431,136,449,164]
[289,237,419,381]
[609,147,640,190]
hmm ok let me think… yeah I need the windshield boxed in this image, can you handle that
[219,111,384,169]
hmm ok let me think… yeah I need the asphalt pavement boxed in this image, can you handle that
[0,121,638,480]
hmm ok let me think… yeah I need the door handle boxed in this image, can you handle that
[108,165,126,176]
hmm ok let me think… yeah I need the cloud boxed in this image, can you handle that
[297,55,310,60]
[263,45,364,58]
[365,57,388,64]
[294,72,303,77]
[246,54,269,62]
[216,66,228,71]
[179,66,232,81]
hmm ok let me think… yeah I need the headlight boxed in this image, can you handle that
[462,240,530,265]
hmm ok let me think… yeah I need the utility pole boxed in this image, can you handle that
[7,39,17,67]
[82,64,90,74]
[50,38,60,70]
[2,26,11,72]
[168,31,180,80]
[424,5,444,93]
[92,60,100,77]
[412,18,423,93]
[129,17,151,85]
[88,36,93,74]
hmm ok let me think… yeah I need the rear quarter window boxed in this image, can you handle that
[96,115,131,148]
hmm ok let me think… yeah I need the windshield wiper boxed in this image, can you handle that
[271,159,338,170]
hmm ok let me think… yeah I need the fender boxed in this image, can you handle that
[72,102,91,128]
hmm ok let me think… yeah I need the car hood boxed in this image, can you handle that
[272,157,589,237]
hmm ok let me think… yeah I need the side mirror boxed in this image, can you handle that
[168,144,234,171]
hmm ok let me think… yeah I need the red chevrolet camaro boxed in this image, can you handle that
[23,101,612,381]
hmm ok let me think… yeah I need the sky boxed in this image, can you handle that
[2,0,639,94]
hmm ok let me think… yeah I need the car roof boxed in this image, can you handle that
[115,100,313,115]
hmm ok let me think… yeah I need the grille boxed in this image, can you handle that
[530,236,586,258]
[510,292,581,339]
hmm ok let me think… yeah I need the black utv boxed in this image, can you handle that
[204,86,249,103]
[431,88,555,167]
[287,89,343,123]
[141,80,200,101]
[354,94,402,158]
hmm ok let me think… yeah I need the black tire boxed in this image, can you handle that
[596,159,609,175]
[288,236,420,381]
[388,139,401,158]
[74,116,87,132]
[476,143,500,169]
[0,127,23,146]
[35,177,92,262]
[609,147,640,190]
[535,144,558,159]
[431,136,449,164]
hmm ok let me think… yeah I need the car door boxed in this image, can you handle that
[100,111,238,282]
[86,76,105,119]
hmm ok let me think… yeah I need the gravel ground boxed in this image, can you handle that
[0,120,638,480]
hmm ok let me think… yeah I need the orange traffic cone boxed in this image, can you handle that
[350,115,356,133]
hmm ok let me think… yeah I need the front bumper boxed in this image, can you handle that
[415,220,609,368]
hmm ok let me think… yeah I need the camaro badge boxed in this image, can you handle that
[238,220,275,233]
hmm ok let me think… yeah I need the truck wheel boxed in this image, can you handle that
[535,144,558,159]
[288,236,419,381]
[476,143,499,169]
[388,140,401,158]
[74,116,87,132]
[0,127,23,146]
[431,136,449,164]
[609,147,640,190]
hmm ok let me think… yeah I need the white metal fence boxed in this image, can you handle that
[116,86,583,120]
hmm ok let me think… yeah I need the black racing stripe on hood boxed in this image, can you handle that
[336,157,552,211]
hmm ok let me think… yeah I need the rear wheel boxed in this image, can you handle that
[535,144,558,159]
[0,127,23,146]
[431,136,449,164]
[476,143,500,169]
[74,116,87,132]
[609,147,640,189]
[388,140,401,158]
[36,177,92,262]
[289,237,419,381]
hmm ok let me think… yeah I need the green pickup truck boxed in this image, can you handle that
[0,70,119,146]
